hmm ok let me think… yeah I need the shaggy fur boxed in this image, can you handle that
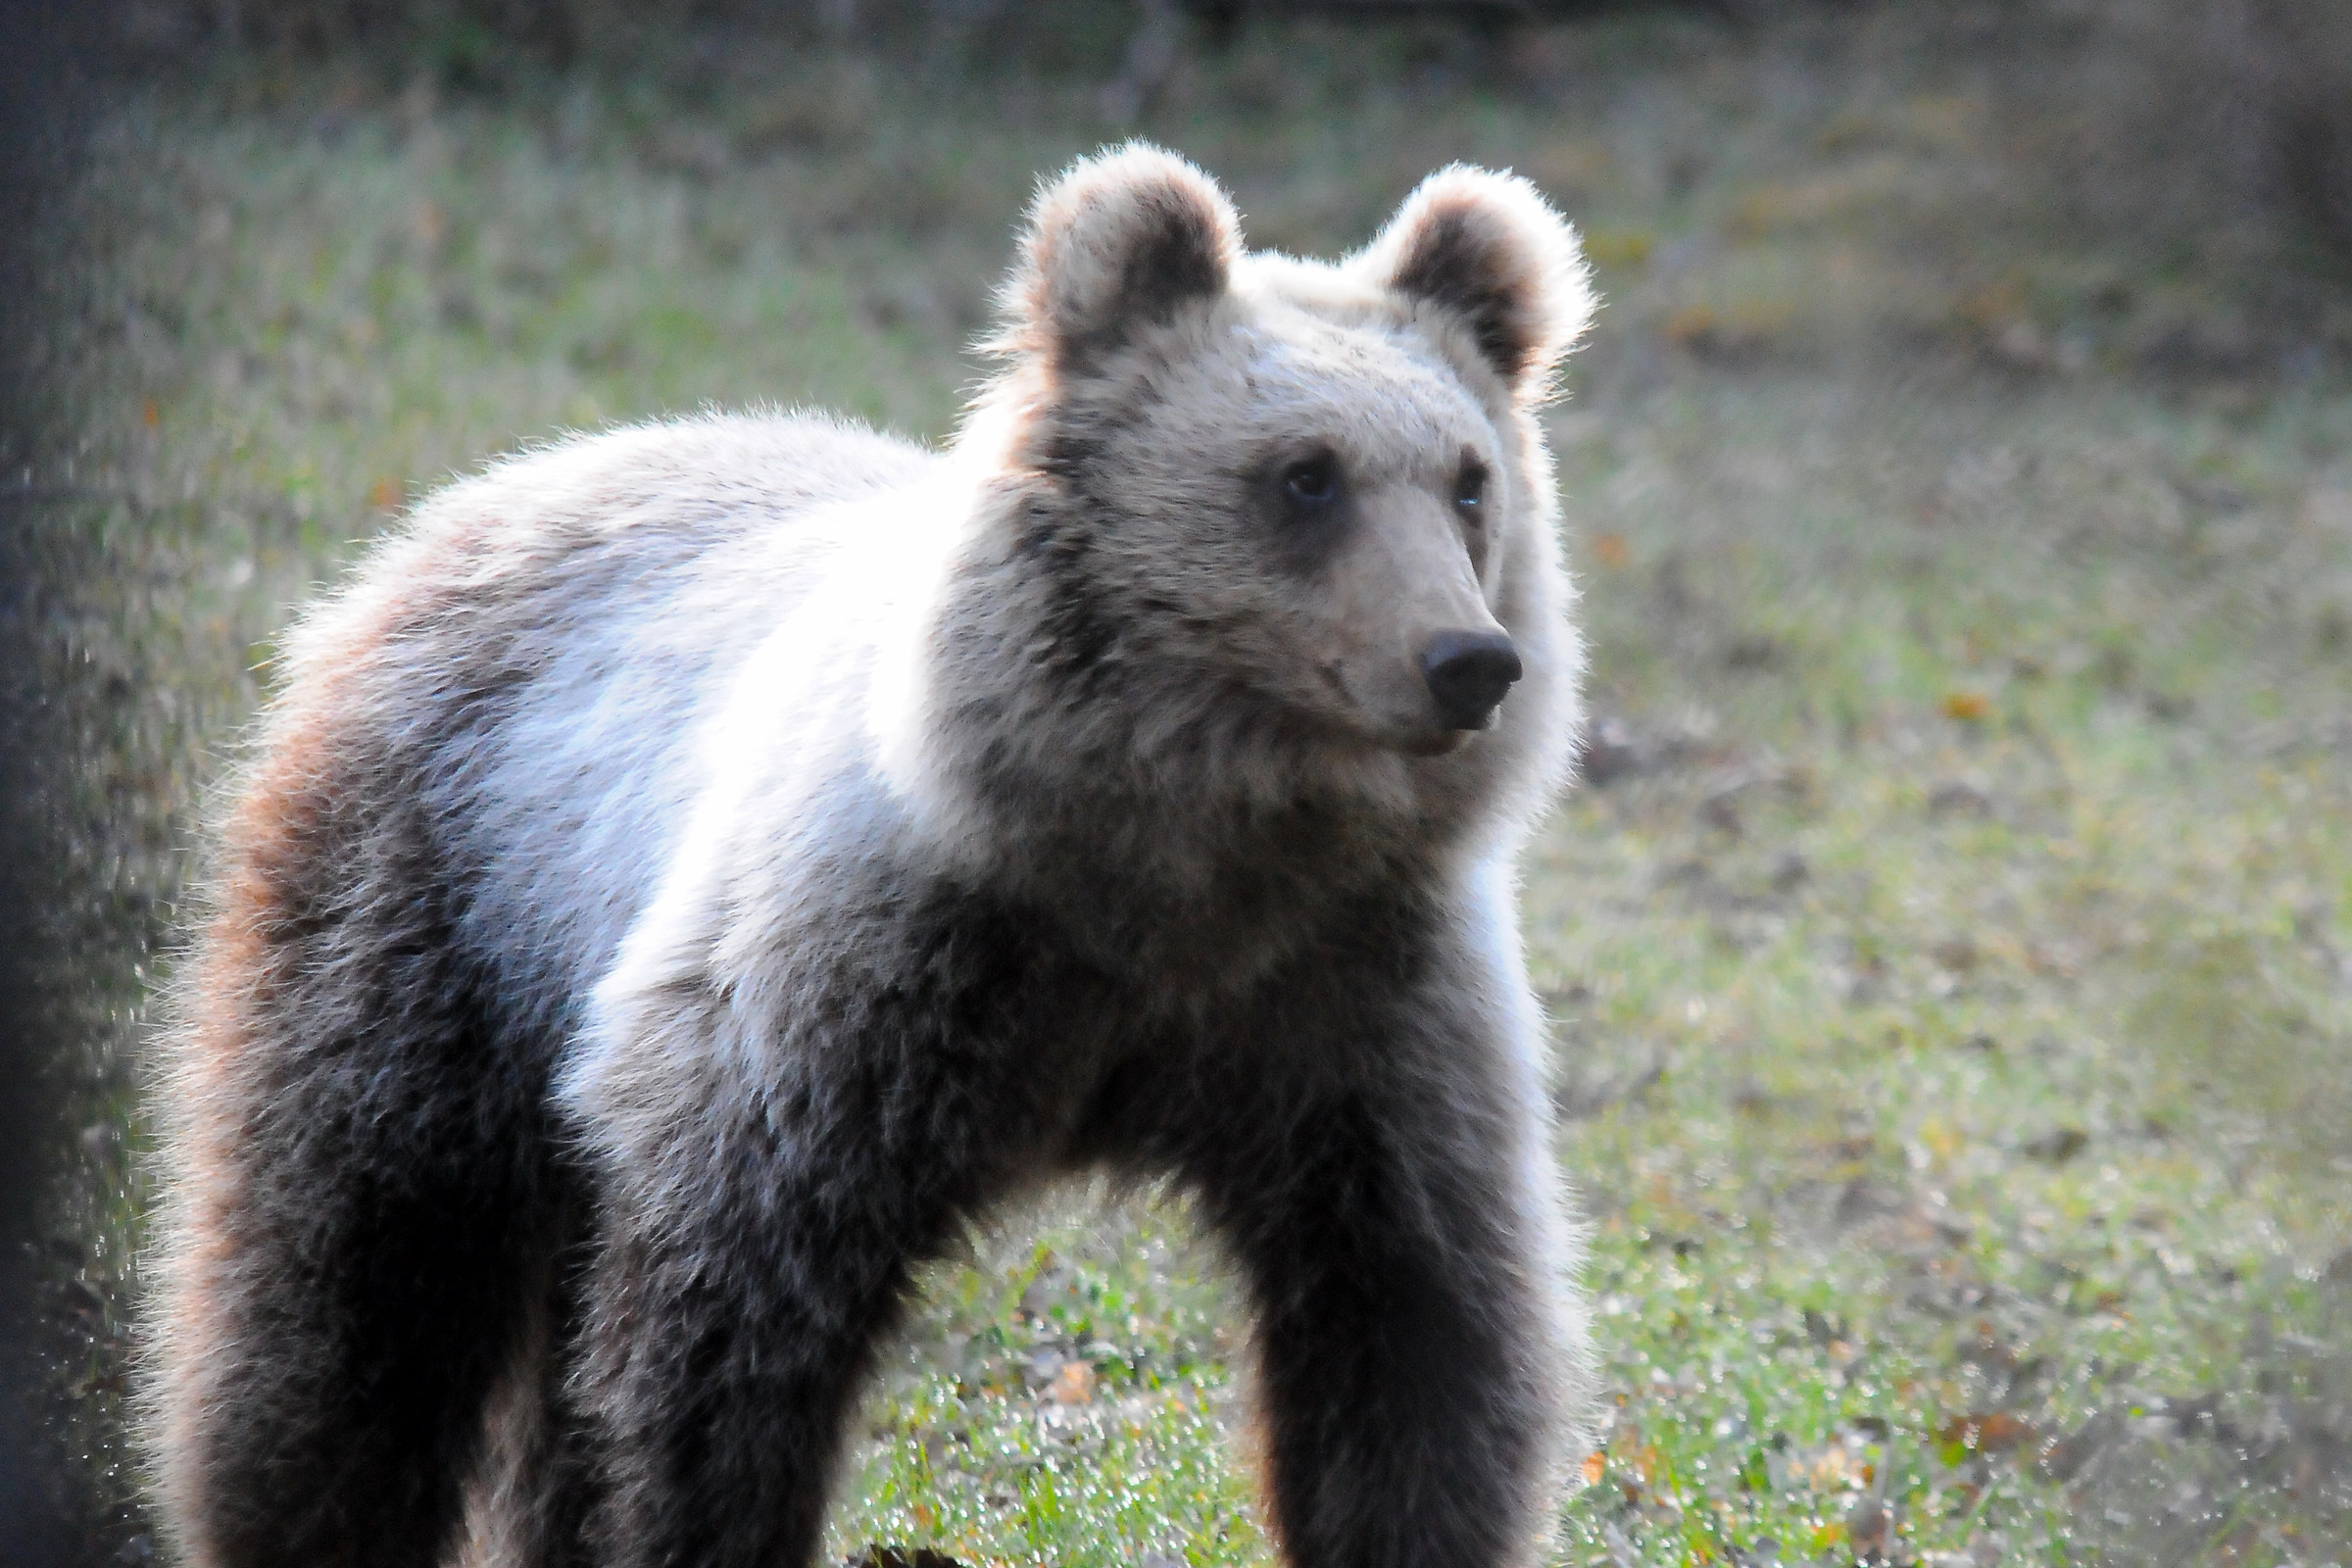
[146,144,1596,1568]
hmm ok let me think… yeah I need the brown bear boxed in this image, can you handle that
[146,143,1596,1568]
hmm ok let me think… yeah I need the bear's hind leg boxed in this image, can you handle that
[451,1200,600,1568]
[154,980,564,1568]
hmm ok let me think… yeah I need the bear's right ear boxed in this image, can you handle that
[997,143,1241,371]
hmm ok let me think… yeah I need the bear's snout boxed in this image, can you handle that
[1420,630,1522,730]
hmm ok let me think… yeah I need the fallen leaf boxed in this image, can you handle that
[1047,1358,1096,1405]
[1938,1410,2037,1458]
[1941,690,1991,721]
[1800,1443,1866,1490]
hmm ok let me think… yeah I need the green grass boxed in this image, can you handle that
[42,11,2352,1566]
[1530,380,2352,1565]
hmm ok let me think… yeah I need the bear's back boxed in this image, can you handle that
[263,412,940,1050]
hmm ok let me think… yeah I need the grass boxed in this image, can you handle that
[34,9,2352,1565]
[1527,379,2352,1566]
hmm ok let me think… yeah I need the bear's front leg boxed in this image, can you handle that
[1185,981,1584,1568]
[566,996,1046,1568]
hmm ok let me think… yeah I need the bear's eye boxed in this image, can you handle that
[1453,459,1489,518]
[1283,456,1340,510]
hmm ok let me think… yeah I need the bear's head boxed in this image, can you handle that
[923,144,1591,873]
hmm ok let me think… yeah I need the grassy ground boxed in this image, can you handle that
[37,9,2352,1565]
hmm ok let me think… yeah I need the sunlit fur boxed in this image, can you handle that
[146,144,1596,1568]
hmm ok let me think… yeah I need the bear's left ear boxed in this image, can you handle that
[1357,167,1593,398]
[999,143,1242,371]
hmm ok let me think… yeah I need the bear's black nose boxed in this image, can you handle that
[1420,630,1522,730]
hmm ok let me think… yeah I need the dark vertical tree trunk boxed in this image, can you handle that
[0,3,112,1562]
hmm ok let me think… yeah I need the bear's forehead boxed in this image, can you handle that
[1158,297,1496,474]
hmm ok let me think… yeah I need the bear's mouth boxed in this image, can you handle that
[1395,726,1472,759]
[1310,657,1478,758]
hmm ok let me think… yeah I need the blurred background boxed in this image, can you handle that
[3,2,2350,1564]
